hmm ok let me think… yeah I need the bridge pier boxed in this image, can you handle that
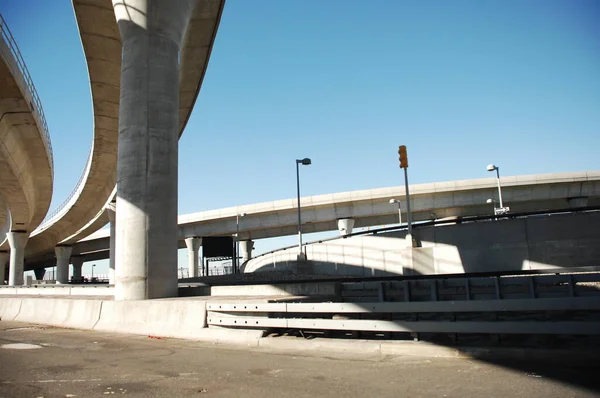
[240,240,254,264]
[0,251,8,285]
[7,232,29,286]
[113,0,195,300]
[34,268,46,281]
[337,218,355,235]
[71,256,84,282]
[106,203,116,285]
[184,237,201,278]
[55,246,72,284]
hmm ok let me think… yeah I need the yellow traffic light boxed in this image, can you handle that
[398,145,408,168]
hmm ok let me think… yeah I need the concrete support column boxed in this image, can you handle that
[71,256,84,281]
[184,237,201,278]
[55,246,73,285]
[106,203,116,285]
[0,251,8,285]
[34,268,46,281]
[240,240,254,264]
[337,218,355,235]
[7,231,29,286]
[113,0,195,300]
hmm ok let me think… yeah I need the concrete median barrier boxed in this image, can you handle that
[0,288,18,296]
[0,297,23,320]
[13,298,103,329]
[93,299,207,339]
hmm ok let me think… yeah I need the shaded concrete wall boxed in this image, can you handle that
[243,212,600,277]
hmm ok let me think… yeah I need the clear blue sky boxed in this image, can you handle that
[2,0,599,275]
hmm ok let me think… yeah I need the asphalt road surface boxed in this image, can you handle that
[1,321,599,397]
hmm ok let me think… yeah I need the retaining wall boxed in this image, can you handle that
[244,211,600,277]
[0,297,208,340]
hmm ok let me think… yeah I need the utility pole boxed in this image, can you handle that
[398,145,414,247]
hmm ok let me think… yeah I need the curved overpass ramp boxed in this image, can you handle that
[24,0,225,258]
[0,14,54,250]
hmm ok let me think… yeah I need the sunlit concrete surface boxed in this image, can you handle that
[0,15,53,249]
[0,320,599,397]
[243,210,600,276]
[24,0,225,261]
[23,171,600,269]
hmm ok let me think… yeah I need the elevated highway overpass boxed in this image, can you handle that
[0,14,54,284]
[25,0,225,260]
[0,1,225,287]
[24,171,600,272]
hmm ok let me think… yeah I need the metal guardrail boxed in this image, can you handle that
[0,14,53,173]
[207,271,600,336]
[36,148,93,228]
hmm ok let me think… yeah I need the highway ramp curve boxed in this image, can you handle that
[0,13,54,250]
[24,0,225,260]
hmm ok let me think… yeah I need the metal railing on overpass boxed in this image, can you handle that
[37,148,93,228]
[0,13,53,174]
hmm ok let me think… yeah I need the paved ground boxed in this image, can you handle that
[0,321,599,398]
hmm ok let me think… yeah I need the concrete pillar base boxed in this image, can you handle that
[0,251,8,285]
[55,246,73,284]
[240,240,254,264]
[34,268,46,281]
[106,203,116,285]
[71,255,84,283]
[8,231,29,286]
[184,237,201,278]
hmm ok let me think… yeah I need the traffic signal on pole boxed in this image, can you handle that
[398,145,408,168]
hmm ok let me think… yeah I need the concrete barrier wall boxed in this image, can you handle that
[14,298,103,329]
[0,297,23,320]
[93,299,207,339]
[243,235,407,276]
[0,286,114,296]
[0,297,208,340]
[244,212,600,276]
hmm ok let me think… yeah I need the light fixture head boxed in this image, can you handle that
[486,198,493,204]
[297,158,311,165]
[487,164,497,172]
[240,212,247,217]
[389,199,398,204]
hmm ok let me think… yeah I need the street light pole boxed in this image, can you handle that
[487,164,508,214]
[389,199,402,225]
[296,158,311,257]
[494,167,503,208]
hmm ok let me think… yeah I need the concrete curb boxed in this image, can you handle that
[249,336,600,361]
